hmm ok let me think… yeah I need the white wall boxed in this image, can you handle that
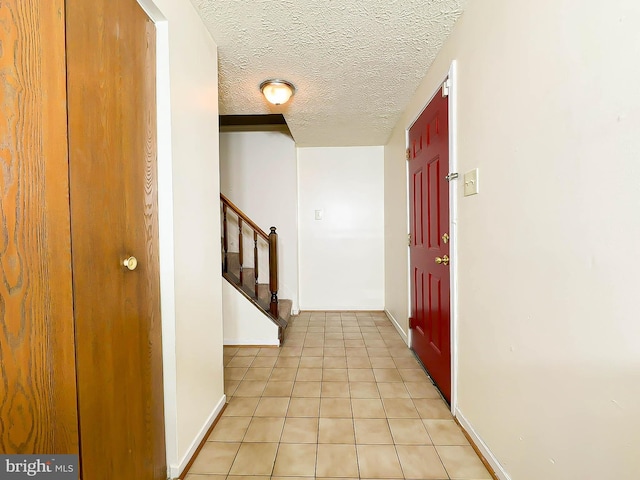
[220,131,299,312]
[140,0,224,477]
[384,1,640,479]
[298,147,384,310]
[222,281,280,345]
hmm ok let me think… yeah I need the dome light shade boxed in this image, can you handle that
[260,79,296,105]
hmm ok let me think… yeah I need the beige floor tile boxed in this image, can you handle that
[377,382,411,399]
[297,368,323,381]
[281,417,319,443]
[189,442,240,474]
[424,420,470,445]
[382,398,420,418]
[345,347,368,357]
[263,381,294,397]
[323,368,348,382]
[302,347,324,357]
[269,367,297,381]
[304,338,325,347]
[388,418,431,445]
[223,397,260,417]
[347,356,372,368]
[344,339,366,347]
[389,347,414,358]
[396,445,448,479]
[369,357,397,368]
[398,368,430,382]
[322,381,351,398]
[243,367,272,381]
[224,346,240,356]
[413,399,453,419]
[250,356,278,368]
[208,416,251,442]
[275,357,300,368]
[287,397,320,417]
[436,445,492,479]
[318,418,355,443]
[185,475,226,480]
[235,347,260,357]
[272,443,317,476]
[292,381,322,397]
[229,443,278,476]
[405,381,441,399]
[258,347,280,356]
[243,417,285,442]
[225,380,240,397]
[299,356,324,368]
[323,357,347,368]
[348,368,375,382]
[280,346,303,357]
[254,397,290,417]
[319,398,352,418]
[225,367,248,381]
[226,356,254,368]
[356,444,404,478]
[364,339,387,348]
[393,359,420,371]
[349,382,380,399]
[367,347,391,357]
[325,340,345,348]
[351,398,386,418]
[354,418,393,444]
[316,444,359,477]
[373,368,403,383]
[234,380,267,397]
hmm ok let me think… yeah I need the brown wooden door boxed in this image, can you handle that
[0,0,79,454]
[409,85,451,402]
[66,0,166,478]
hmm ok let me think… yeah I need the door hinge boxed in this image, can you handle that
[408,233,412,246]
[445,172,459,182]
[406,147,411,160]
[442,78,451,98]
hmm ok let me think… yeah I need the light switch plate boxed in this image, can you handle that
[315,209,323,220]
[464,168,479,196]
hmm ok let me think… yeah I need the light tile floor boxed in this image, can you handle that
[186,311,492,480]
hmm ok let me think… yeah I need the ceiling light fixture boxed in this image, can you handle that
[260,79,296,105]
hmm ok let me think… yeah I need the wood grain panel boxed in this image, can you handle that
[0,0,79,454]
[66,0,166,477]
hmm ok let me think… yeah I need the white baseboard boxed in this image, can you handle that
[169,395,227,479]
[224,338,279,346]
[300,306,386,311]
[384,309,409,345]
[455,408,511,480]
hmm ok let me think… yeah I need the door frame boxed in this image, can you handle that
[405,61,459,413]
[134,0,179,473]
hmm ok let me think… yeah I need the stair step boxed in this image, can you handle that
[223,252,292,343]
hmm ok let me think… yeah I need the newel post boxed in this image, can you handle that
[268,226,279,318]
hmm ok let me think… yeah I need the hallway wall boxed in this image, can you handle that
[384,1,640,479]
[142,0,224,476]
[220,131,299,312]
[298,146,384,310]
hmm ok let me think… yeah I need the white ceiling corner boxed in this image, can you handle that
[191,0,468,147]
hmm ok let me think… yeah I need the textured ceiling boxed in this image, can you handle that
[191,0,467,147]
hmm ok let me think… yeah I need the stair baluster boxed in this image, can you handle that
[269,227,279,318]
[222,203,228,273]
[253,231,259,299]
[238,217,244,285]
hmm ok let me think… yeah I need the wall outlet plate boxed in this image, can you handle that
[464,168,479,196]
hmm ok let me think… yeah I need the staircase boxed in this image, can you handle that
[221,194,291,344]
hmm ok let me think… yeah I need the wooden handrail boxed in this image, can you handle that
[220,193,269,241]
[220,193,279,323]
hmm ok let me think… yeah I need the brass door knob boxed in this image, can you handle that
[123,256,138,270]
[435,255,450,266]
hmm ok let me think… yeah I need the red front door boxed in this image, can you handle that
[409,84,451,402]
